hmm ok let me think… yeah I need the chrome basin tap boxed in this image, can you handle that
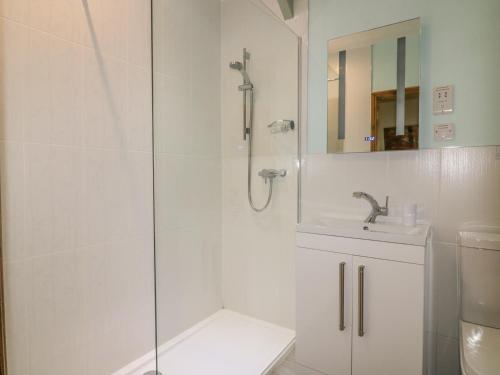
[353,192,389,223]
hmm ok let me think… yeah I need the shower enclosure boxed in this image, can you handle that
[148,0,300,373]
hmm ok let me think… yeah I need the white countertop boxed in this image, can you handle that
[297,217,430,247]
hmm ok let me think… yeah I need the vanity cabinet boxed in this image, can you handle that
[296,248,353,375]
[295,232,425,375]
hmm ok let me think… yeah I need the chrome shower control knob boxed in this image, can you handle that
[258,169,287,181]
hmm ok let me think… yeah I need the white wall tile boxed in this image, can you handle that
[29,250,87,375]
[152,0,192,78]
[51,145,85,251]
[115,236,155,329]
[49,0,86,44]
[127,65,153,152]
[189,157,222,228]
[24,32,84,146]
[221,155,248,209]
[127,0,151,68]
[154,153,221,235]
[83,49,128,149]
[82,0,128,61]
[191,8,221,157]
[24,143,53,257]
[127,151,154,237]
[154,153,194,230]
[153,73,193,154]
[25,30,52,144]
[0,0,29,23]
[83,148,130,244]
[24,144,85,256]
[156,226,222,343]
[0,142,26,262]
[77,237,155,372]
[4,260,31,375]
[437,146,500,243]
[386,149,441,221]
[0,18,28,141]
[85,316,124,374]
[28,0,84,43]
[77,242,115,344]
[49,36,84,146]
[29,0,52,33]
[154,226,184,342]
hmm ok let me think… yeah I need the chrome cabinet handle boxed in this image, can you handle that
[339,262,346,331]
[358,265,365,337]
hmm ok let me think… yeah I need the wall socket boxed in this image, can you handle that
[433,123,455,141]
[433,85,454,114]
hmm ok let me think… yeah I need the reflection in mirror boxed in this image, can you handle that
[327,19,420,153]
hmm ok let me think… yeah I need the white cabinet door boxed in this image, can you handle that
[352,256,424,375]
[295,247,352,375]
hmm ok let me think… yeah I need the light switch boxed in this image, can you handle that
[433,123,455,141]
[433,85,454,114]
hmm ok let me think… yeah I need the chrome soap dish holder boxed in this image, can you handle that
[268,119,295,134]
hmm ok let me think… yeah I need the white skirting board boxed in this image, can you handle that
[114,309,296,375]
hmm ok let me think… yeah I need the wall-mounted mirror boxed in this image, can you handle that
[327,19,420,153]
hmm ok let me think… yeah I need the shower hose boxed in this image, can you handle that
[246,89,273,212]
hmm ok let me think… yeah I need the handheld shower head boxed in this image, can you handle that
[229,60,251,85]
[229,61,243,70]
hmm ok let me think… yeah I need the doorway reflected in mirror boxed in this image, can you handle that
[371,87,419,151]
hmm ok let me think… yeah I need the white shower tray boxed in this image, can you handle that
[114,309,295,375]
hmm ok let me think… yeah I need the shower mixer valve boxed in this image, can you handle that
[258,169,287,184]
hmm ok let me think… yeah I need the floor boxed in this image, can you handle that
[115,309,295,375]
[271,351,325,375]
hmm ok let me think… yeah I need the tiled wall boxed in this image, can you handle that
[301,145,500,374]
[0,0,155,373]
[152,0,224,345]
[221,0,299,329]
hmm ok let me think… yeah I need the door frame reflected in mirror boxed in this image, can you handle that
[370,86,420,152]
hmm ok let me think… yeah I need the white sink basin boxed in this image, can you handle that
[298,217,430,246]
[367,222,422,235]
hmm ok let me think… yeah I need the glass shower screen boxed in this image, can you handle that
[151,0,299,373]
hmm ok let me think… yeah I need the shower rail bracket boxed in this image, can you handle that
[268,119,295,134]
